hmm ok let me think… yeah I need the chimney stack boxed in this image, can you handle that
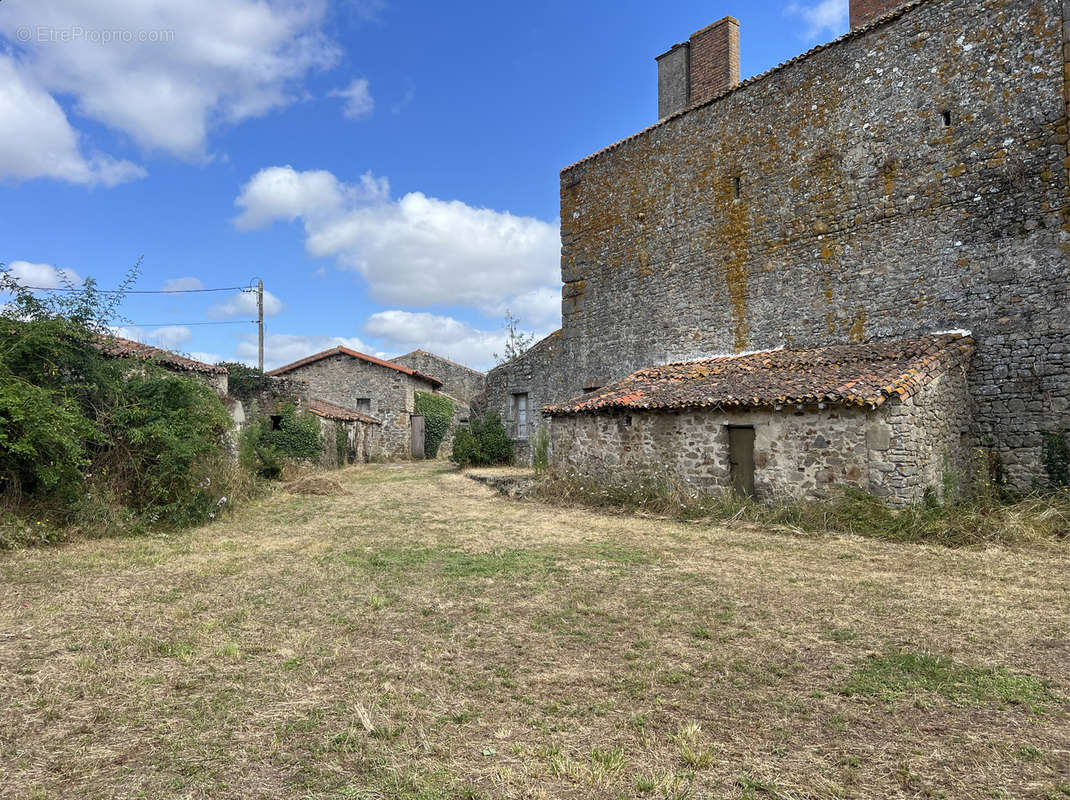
[849,0,905,29]
[656,17,740,120]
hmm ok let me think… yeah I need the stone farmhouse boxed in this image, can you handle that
[99,335,230,395]
[391,350,485,405]
[481,0,1070,502]
[268,346,444,458]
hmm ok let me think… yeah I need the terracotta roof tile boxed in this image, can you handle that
[267,346,443,387]
[544,333,973,416]
[308,397,380,425]
[98,335,228,375]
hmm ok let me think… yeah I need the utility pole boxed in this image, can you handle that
[257,279,264,373]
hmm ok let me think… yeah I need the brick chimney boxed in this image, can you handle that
[656,17,740,120]
[849,0,905,28]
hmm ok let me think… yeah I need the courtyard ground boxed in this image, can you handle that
[0,462,1067,799]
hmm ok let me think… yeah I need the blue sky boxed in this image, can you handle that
[0,0,847,370]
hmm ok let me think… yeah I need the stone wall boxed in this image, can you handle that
[391,350,485,404]
[873,362,974,501]
[316,417,380,467]
[489,0,1070,486]
[550,372,971,505]
[277,354,435,457]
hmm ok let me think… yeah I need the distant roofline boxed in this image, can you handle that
[267,345,443,386]
[392,349,485,376]
[98,334,228,375]
[562,0,927,174]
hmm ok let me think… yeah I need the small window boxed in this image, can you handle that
[583,385,601,394]
[731,176,741,200]
[941,110,952,127]
[355,398,371,411]
[270,414,282,431]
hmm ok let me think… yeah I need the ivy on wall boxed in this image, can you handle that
[415,392,454,458]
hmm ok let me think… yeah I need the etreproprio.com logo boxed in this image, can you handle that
[14,25,176,44]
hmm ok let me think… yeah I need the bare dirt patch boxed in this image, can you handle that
[0,461,1067,799]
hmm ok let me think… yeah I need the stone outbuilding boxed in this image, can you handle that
[390,350,485,405]
[544,333,975,504]
[308,397,381,466]
[267,346,443,458]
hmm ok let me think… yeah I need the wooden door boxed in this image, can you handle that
[728,426,756,498]
[410,414,425,459]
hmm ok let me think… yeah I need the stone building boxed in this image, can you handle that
[308,398,381,467]
[482,0,1070,497]
[390,350,485,405]
[546,333,974,504]
[267,346,443,457]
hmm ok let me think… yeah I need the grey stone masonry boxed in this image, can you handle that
[271,354,437,457]
[485,0,1070,487]
[391,350,485,404]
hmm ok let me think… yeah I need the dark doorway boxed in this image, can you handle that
[410,414,425,459]
[727,425,756,498]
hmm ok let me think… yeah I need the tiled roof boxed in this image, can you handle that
[98,335,228,375]
[267,346,443,387]
[309,397,380,425]
[544,333,973,416]
[562,0,927,173]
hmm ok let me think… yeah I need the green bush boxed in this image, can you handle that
[415,392,454,458]
[450,414,513,468]
[532,425,550,474]
[217,361,269,399]
[0,263,252,546]
[241,403,322,479]
[108,373,234,524]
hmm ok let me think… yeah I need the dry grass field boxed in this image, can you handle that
[1,462,1067,799]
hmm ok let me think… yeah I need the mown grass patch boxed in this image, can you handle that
[841,650,1054,710]
[334,544,561,579]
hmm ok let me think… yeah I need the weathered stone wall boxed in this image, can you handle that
[551,406,869,501]
[873,362,974,501]
[435,394,471,459]
[550,375,971,504]
[277,355,435,457]
[316,417,380,467]
[490,0,1070,486]
[391,350,485,404]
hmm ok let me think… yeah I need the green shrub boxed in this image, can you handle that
[217,361,269,399]
[532,424,550,474]
[415,392,454,458]
[1042,429,1069,488]
[241,403,322,478]
[450,414,513,468]
[107,372,234,524]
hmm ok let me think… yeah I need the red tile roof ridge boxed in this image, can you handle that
[545,333,974,416]
[267,345,443,386]
[308,397,381,425]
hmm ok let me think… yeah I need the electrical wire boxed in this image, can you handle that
[13,285,253,294]
[125,320,257,326]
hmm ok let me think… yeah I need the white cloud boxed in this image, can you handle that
[188,351,224,365]
[110,324,192,349]
[365,309,551,371]
[234,166,561,322]
[0,56,144,186]
[5,260,82,289]
[162,276,205,292]
[235,332,373,370]
[209,289,283,318]
[329,78,374,119]
[0,0,351,182]
[785,0,849,41]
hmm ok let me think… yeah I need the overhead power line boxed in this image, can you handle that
[124,318,256,325]
[13,285,253,294]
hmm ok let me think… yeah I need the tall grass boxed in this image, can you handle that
[531,470,1070,547]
